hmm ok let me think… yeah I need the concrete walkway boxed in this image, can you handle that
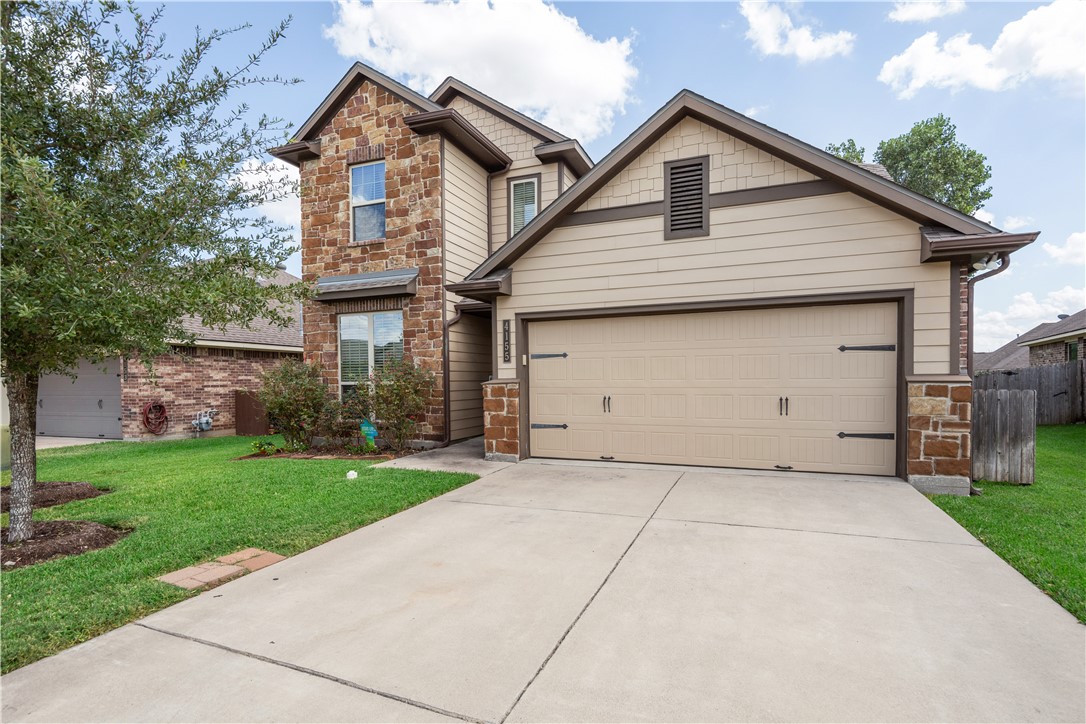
[375,436,512,476]
[3,463,1083,723]
[35,436,116,450]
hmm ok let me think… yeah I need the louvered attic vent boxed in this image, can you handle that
[664,156,709,240]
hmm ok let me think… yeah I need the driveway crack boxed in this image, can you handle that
[497,472,685,724]
[134,622,487,724]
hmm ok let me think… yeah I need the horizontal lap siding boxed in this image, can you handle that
[449,314,491,440]
[492,161,561,248]
[497,191,952,377]
[443,142,489,317]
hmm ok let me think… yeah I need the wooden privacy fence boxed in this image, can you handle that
[974,360,1086,425]
[972,389,1036,484]
[234,390,271,436]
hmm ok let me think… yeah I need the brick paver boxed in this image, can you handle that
[157,549,284,590]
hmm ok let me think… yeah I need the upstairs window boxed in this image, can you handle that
[351,161,386,242]
[339,311,404,399]
[664,156,709,239]
[510,177,539,237]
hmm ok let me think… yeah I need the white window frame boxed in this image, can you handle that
[350,160,387,243]
[338,310,403,398]
[509,176,540,237]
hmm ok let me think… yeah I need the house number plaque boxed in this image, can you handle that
[502,320,511,363]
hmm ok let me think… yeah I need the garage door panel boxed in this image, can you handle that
[37,358,122,439]
[527,302,898,475]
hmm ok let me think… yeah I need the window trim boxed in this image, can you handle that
[663,155,710,240]
[337,310,404,398]
[349,160,387,243]
[508,173,542,239]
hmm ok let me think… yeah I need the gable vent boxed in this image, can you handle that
[664,156,709,240]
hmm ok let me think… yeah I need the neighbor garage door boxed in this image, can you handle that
[527,303,898,475]
[37,358,123,439]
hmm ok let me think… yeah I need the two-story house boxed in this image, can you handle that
[271,64,591,444]
[273,62,1037,495]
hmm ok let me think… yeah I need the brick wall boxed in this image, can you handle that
[300,80,446,442]
[1028,339,1082,366]
[482,380,519,462]
[906,380,972,495]
[121,348,300,440]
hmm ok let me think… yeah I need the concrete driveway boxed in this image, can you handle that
[3,461,1083,723]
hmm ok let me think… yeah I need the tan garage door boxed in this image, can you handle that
[527,303,898,475]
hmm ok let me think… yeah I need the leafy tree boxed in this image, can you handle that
[825,139,865,164]
[874,114,992,215]
[1,1,308,541]
[825,115,993,215]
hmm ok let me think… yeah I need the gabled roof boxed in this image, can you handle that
[430,77,568,144]
[1018,309,1086,347]
[975,337,1030,371]
[284,63,441,146]
[463,89,1023,282]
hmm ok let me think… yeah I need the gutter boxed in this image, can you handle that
[967,252,1011,377]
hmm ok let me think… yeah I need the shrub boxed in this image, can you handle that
[250,438,279,456]
[317,398,359,450]
[257,359,328,449]
[348,359,435,453]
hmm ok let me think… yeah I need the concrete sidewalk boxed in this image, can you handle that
[3,463,1083,723]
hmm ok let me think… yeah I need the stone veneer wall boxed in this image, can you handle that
[482,380,520,462]
[299,80,446,441]
[1029,339,1083,366]
[121,348,299,440]
[906,380,973,495]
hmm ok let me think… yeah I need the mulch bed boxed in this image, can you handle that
[1,481,108,513]
[1,521,128,570]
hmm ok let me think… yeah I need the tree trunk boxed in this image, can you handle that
[6,371,38,542]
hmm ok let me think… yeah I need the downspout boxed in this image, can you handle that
[966,252,1011,377]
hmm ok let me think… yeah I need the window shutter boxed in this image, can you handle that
[511,179,538,236]
[665,157,709,239]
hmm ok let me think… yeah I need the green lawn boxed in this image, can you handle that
[933,424,1085,623]
[1,436,475,673]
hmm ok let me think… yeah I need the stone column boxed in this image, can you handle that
[906,376,973,495]
[482,380,520,462]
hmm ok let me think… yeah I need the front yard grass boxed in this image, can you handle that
[933,424,1085,623]
[1,436,475,673]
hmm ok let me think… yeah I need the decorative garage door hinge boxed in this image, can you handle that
[529,352,568,359]
[531,423,569,429]
[837,432,896,440]
[838,344,896,352]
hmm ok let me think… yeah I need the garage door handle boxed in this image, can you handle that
[98,399,103,409]
[603,395,607,413]
[38,399,43,409]
[785,397,789,416]
[606,395,611,413]
[778,397,783,416]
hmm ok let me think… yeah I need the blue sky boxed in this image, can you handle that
[160,0,1084,350]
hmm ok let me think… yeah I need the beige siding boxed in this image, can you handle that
[561,163,578,194]
[449,313,491,440]
[581,116,818,211]
[443,141,489,315]
[496,192,953,377]
[446,95,539,161]
[491,162,561,248]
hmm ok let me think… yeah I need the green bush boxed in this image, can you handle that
[317,397,359,449]
[257,359,328,449]
[347,359,435,453]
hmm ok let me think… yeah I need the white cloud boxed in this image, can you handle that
[972,209,995,225]
[238,158,300,230]
[975,285,1086,350]
[1001,215,1033,231]
[744,105,769,118]
[879,0,1086,99]
[738,1,855,63]
[323,0,637,142]
[888,1,966,23]
[1043,231,1086,265]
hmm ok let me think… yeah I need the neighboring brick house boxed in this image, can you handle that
[273,62,1038,495]
[1019,309,1086,366]
[36,268,302,441]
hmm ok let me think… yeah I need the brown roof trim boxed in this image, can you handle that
[445,269,512,302]
[267,140,321,167]
[454,300,492,316]
[1018,328,1086,348]
[286,62,441,147]
[464,90,1006,281]
[429,77,568,143]
[534,139,593,176]
[404,109,511,172]
[920,228,1039,263]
